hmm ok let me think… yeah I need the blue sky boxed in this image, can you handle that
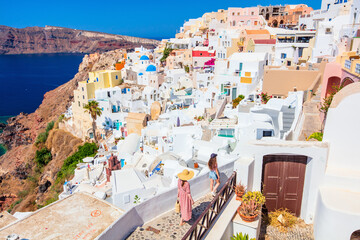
[2,0,321,39]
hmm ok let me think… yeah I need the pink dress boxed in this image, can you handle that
[178,179,192,221]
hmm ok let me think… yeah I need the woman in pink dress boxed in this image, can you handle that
[177,169,195,226]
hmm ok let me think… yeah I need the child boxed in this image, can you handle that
[208,153,220,196]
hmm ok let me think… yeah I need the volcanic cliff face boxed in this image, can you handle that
[0,49,127,212]
[0,25,159,54]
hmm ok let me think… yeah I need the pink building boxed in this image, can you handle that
[228,7,263,28]
[192,47,216,68]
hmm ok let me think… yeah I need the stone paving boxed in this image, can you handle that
[259,218,314,240]
[127,194,213,240]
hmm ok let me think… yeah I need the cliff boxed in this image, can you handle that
[0,25,159,54]
[0,49,127,212]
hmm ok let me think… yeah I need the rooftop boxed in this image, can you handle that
[0,193,123,239]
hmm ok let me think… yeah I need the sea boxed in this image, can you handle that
[0,53,84,156]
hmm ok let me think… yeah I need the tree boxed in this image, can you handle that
[84,100,102,143]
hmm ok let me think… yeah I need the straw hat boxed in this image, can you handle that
[177,169,194,181]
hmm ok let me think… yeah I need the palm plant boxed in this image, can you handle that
[84,100,102,143]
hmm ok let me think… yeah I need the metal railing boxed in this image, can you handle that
[182,171,237,240]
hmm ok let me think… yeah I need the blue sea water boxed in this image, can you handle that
[0,54,84,156]
[0,54,84,116]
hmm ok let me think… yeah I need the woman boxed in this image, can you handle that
[208,153,220,196]
[177,169,195,226]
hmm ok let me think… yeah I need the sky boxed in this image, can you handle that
[2,0,322,39]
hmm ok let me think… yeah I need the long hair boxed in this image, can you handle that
[181,179,186,187]
[208,157,217,171]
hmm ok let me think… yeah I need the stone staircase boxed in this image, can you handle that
[280,106,295,139]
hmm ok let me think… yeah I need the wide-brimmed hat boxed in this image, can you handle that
[177,169,194,181]
[210,153,217,158]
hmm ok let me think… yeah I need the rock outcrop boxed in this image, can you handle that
[0,25,159,54]
[0,49,128,212]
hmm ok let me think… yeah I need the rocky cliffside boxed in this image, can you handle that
[0,49,126,212]
[0,25,159,54]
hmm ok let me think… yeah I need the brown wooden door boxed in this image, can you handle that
[262,155,307,216]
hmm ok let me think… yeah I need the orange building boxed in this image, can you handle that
[238,29,271,52]
[268,4,313,28]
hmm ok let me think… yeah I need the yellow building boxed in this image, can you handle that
[70,70,122,140]
[336,51,360,78]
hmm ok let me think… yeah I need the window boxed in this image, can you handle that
[116,75,118,79]
[251,12,254,15]
[194,61,198,66]
[281,53,287,59]
[218,129,235,138]
[107,91,111,97]
[345,60,351,69]
[287,61,291,66]
[200,53,202,56]
[254,21,258,25]
[78,101,80,107]
[82,95,85,99]
[237,12,240,16]
[232,12,235,16]
[82,87,84,91]
[263,130,272,137]
[356,63,360,74]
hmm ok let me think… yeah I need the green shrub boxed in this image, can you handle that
[56,143,97,183]
[58,114,65,122]
[307,132,323,141]
[35,148,52,168]
[45,121,55,132]
[35,121,55,146]
[232,95,245,109]
[35,132,48,145]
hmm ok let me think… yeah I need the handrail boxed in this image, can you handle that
[182,171,237,240]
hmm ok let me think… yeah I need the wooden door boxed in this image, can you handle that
[262,155,307,216]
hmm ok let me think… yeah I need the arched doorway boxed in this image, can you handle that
[351,230,360,240]
[262,154,307,216]
[325,76,341,97]
[341,77,354,88]
[266,13,270,20]
[280,19,284,25]
[272,20,278,27]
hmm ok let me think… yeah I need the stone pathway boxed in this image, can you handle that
[298,88,322,140]
[259,218,314,240]
[127,194,213,240]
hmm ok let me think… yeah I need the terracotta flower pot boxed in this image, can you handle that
[235,191,244,201]
[238,211,259,223]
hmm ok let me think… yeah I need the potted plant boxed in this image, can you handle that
[235,182,246,201]
[237,191,265,222]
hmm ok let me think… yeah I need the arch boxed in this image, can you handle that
[341,77,354,88]
[325,76,341,97]
[232,20,236,26]
[350,230,360,240]
[265,13,270,20]
[280,19,284,25]
[261,9,265,15]
[272,20,278,27]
